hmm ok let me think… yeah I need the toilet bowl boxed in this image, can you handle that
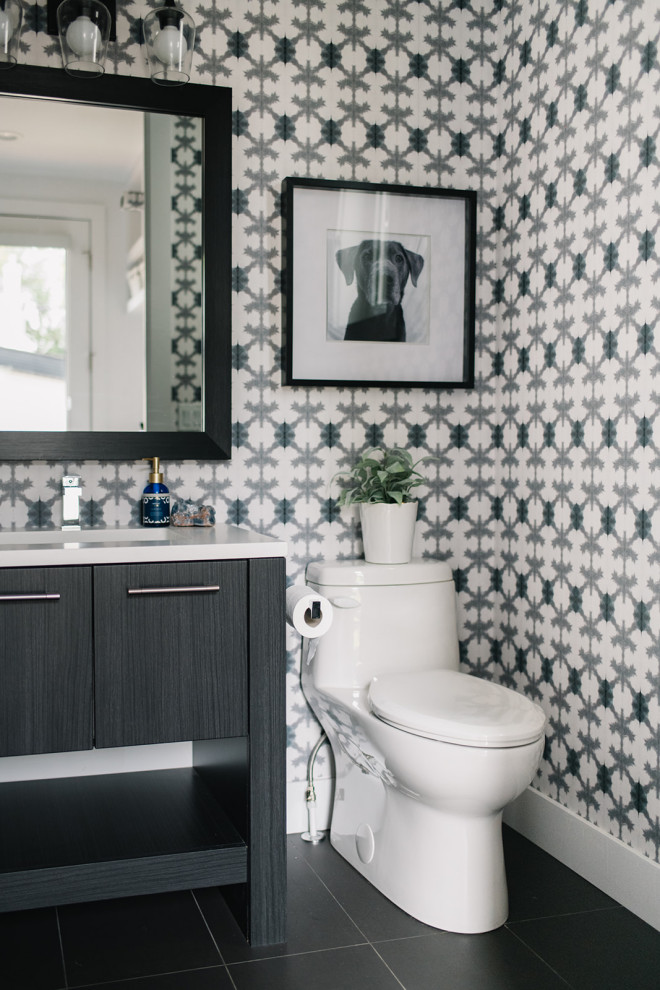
[302,558,546,934]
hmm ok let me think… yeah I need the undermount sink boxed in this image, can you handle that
[0,528,171,545]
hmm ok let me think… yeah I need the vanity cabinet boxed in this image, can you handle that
[94,561,247,748]
[0,567,93,757]
[0,546,286,947]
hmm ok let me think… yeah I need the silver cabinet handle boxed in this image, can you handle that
[0,593,61,602]
[127,585,220,596]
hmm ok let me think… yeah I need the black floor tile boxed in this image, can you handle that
[0,830,658,990]
[296,832,434,941]
[228,943,404,990]
[195,842,367,963]
[509,906,660,990]
[74,967,234,990]
[503,826,617,922]
[376,928,573,990]
[58,890,221,988]
[0,906,65,990]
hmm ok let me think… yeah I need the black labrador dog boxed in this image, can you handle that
[335,239,425,342]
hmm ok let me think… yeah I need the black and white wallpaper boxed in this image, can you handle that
[0,0,658,865]
[171,114,203,426]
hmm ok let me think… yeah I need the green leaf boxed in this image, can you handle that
[332,444,437,505]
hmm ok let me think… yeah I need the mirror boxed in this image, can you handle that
[0,65,231,460]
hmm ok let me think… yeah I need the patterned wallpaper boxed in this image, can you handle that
[0,1,657,864]
[493,0,658,863]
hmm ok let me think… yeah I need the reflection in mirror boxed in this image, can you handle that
[0,97,203,434]
[0,65,230,462]
[144,112,203,434]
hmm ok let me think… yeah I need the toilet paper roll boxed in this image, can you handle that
[286,585,333,638]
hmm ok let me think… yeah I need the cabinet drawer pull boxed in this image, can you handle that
[0,593,61,602]
[127,584,220,596]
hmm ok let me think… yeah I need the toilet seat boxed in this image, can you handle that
[368,670,546,748]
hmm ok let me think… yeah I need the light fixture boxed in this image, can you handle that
[143,0,195,86]
[0,0,23,68]
[53,0,112,77]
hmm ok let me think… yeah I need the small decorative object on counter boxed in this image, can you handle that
[141,457,170,526]
[170,499,215,527]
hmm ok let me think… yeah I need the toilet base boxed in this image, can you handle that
[301,675,543,935]
[330,785,508,934]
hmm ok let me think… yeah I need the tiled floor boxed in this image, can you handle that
[2,827,659,989]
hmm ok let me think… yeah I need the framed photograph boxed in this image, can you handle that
[282,177,476,388]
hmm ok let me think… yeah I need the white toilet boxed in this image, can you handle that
[302,558,546,934]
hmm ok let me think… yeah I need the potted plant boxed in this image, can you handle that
[334,446,433,563]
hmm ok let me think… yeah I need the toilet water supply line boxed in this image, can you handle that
[299,635,329,843]
[302,729,327,844]
[286,585,334,843]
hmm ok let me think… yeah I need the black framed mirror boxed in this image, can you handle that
[0,65,231,461]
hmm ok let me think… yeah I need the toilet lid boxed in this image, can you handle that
[368,670,546,748]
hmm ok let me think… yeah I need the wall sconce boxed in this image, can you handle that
[47,0,115,77]
[0,0,23,68]
[143,0,195,86]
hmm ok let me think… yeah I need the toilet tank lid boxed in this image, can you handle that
[305,558,454,587]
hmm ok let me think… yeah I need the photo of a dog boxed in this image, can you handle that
[334,239,425,342]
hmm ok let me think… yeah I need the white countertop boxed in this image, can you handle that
[0,524,287,567]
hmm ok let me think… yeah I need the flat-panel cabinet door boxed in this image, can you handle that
[0,567,93,757]
[94,561,248,748]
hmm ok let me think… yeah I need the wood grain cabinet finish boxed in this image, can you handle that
[94,561,248,748]
[0,555,286,947]
[0,567,93,757]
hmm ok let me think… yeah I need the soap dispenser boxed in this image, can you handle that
[142,457,170,527]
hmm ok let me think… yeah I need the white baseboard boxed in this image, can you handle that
[504,787,660,932]
[286,776,334,835]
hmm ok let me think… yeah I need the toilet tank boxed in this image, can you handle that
[305,558,460,690]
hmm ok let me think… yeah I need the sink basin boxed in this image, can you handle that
[0,528,171,545]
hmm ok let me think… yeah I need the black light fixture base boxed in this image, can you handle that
[46,0,117,43]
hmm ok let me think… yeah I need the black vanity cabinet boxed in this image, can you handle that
[0,566,93,757]
[0,553,286,947]
[94,561,248,748]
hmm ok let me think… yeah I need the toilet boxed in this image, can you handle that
[302,558,546,934]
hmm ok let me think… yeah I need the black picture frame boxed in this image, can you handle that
[282,177,476,389]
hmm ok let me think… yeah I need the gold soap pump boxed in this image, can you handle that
[141,456,170,527]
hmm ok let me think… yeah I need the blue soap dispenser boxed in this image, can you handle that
[142,457,170,527]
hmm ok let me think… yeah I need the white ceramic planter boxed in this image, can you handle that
[359,501,418,564]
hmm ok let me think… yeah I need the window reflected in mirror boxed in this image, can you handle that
[0,96,203,434]
[0,242,68,430]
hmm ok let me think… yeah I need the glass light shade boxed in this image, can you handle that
[143,0,195,86]
[0,0,22,68]
[56,0,111,77]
